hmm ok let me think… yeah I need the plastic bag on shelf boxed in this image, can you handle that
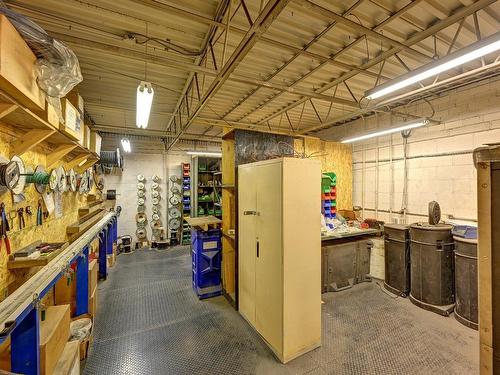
[0,2,83,120]
[69,317,92,342]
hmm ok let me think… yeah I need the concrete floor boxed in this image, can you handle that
[83,246,478,375]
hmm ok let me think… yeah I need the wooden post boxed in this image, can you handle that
[475,145,500,374]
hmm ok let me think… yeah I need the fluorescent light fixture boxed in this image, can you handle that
[186,151,222,157]
[341,119,429,143]
[366,32,500,100]
[136,81,154,128]
[121,138,131,153]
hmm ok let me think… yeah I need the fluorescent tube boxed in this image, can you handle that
[121,138,131,153]
[366,32,500,100]
[136,81,154,128]
[341,119,429,143]
[186,151,222,157]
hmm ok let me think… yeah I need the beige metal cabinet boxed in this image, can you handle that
[238,157,321,363]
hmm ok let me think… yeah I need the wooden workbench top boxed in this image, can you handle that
[185,216,222,231]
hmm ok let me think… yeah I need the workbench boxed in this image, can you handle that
[0,213,118,375]
[321,228,381,293]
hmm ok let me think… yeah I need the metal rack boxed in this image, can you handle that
[0,212,117,374]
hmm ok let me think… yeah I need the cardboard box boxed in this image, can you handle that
[88,287,98,319]
[83,124,91,150]
[89,130,101,155]
[0,15,45,110]
[66,90,84,115]
[40,305,70,375]
[88,259,98,296]
[54,273,76,316]
[38,101,60,128]
[61,99,83,143]
[53,340,79,375]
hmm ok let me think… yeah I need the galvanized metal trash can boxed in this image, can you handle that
[454,236,478,330]
[321,239,372,292]
[409,223,455,316]
[384,224,410,297]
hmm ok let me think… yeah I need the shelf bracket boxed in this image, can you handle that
[65,153,89,170]
[76,157,98,173]
[0,103,18,119]
[11,129,55,157]
[46,144,78,169]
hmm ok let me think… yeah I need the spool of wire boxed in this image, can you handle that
[11,156,26,195]
[24,165,49,194]
[0,160,20,189]
[99,148,122,168]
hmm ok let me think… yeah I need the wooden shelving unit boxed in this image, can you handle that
[0,89,99,168]
[221,129,236,307]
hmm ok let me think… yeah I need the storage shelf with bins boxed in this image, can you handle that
[322,173,337,227]
[181,163,191,245]
[191,156,222,218]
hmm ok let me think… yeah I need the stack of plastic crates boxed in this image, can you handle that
[182,163,191,245]
[322,173,337,220]
[191,228,222,299]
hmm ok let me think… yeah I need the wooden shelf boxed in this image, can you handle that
[8,242,68,270]
[0,89,98,162]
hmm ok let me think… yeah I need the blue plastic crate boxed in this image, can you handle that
[191,228,222,299]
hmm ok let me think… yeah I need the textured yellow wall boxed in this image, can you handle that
[0,126,94,299]
[294,138,353,210]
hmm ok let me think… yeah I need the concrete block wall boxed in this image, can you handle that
[103,153,167,242]
[320,76,500,226]
[319,77,500,279]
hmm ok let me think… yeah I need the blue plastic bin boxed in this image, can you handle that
[191,228,222,299]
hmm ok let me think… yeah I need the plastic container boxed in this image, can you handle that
[191,228,222,299]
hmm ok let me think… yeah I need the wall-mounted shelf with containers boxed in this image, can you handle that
[181,163,191,245]
[322,173,337,228]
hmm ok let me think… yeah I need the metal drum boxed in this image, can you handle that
[384,224,410,297]
[409,223,455,316]
[454,237,478,330]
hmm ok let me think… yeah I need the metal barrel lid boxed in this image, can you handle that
[409,222,453,231]
[473,144,500,166]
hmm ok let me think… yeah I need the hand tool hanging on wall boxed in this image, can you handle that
[17,208,25,230]
[0,203,10,256]
[25,206,32,225]
[37,200,43,226]
[8,210,16,230]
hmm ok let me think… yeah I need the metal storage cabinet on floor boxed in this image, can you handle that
[238,158,321,364]
[454,236,478,330]
[409,223,455,316]
[321,239,372,292]
[384,224,410,297]
[192,228,222,299]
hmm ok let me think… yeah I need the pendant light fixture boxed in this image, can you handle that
[136,81,154,129]
[121,138,132,153]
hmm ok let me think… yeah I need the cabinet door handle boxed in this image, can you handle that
[256,240,260,258]
[244,210,259,216]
